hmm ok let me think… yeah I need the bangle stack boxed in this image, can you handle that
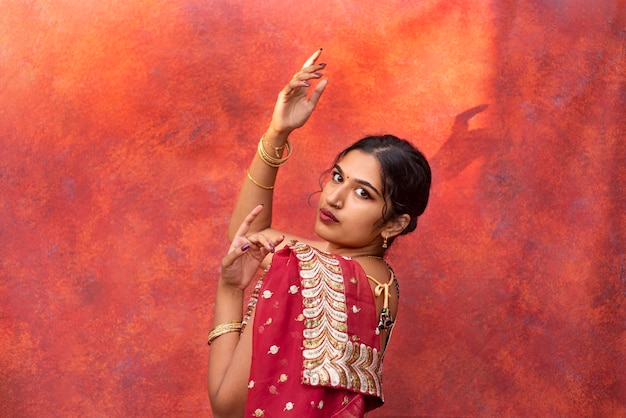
[257,135,292,167]
[263,137,286,158]
[207,321,243,345]
[246,134,293,190]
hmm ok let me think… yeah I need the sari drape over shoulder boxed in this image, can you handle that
[243,242,392,417]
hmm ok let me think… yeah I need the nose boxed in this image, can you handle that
[325,183,346,209]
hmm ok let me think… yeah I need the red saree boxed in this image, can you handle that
[242,242,390,417]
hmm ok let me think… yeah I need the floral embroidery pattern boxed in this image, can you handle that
[268,345,280,355]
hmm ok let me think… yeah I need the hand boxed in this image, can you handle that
[268,49,328,135]
[220,205,285,291]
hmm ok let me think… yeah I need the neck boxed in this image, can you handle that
[324,243,385,259]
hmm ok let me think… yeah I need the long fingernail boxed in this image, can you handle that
[318,63,326,68]
[303,81,311,86]
[314,73,323,77]
[269,243,275,253]
[241,243,250,251]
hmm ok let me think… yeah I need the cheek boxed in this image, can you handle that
[367,206,389,229]
[352,205,383,226]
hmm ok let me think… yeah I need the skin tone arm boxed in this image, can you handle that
[227,50,329,254]
[208,205,284,417]
[210,51,329,416]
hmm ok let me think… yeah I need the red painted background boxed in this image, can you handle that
[1,1,624,416]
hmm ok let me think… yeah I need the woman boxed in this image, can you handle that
[207,49,431,417]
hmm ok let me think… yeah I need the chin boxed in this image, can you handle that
[313,223,334,242]
[313,222,325,239]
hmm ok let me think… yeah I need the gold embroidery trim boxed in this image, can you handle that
[294,243,383,397]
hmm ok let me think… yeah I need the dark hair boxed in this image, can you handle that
[331,134,431,245]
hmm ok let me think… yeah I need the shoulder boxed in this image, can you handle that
[353,257,395,286]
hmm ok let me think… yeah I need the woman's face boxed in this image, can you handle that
[315,150,389,252]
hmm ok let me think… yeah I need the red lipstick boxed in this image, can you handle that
[319,208,338,223]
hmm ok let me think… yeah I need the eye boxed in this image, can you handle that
[332,171,343,183]
[355,187,371,199]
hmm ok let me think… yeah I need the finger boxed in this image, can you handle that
[299,62,326,76]
[307,79,328,107]
[274,234,286,247]
[222,237,269,269]
[269,234,286,253]
[301,48,323,69]
[290,66,323,83]
[221,242,251,268]
[295,62,325,78]
[246,233,277,254]
[232,204,264,239]
[296,72,324,83]
[286,77,314,88]
[281,80,310,98]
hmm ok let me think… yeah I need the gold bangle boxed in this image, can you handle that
[246,168,274,190]
[263,138,285,158]
[208,321,243,345]
[257,136,292,167]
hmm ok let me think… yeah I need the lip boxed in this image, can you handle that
[319,208,339,223]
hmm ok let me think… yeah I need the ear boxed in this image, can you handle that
[383,214,411,239]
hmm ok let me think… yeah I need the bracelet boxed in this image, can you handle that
[258,135,292,167]
[247,168,274,190]
[263,137,285,158]
[207,321,243,345]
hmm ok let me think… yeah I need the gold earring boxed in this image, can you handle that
[382,236,388,249]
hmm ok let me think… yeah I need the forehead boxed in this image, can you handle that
[337,150,382,186]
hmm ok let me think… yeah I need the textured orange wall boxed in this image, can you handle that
[1,0,624,416]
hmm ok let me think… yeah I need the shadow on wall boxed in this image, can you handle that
[431,104,491,183]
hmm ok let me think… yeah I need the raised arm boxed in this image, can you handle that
[227,49,328,243]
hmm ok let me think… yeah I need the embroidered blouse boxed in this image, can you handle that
[242,242,398,417]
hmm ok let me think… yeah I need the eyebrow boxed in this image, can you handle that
[334,164,383,198]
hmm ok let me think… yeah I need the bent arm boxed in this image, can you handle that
[208,208,278,416]
[207,280,250,417]
[228,50,328,245]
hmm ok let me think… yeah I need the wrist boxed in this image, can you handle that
[265,126,292,142]
[217,278,246,296]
